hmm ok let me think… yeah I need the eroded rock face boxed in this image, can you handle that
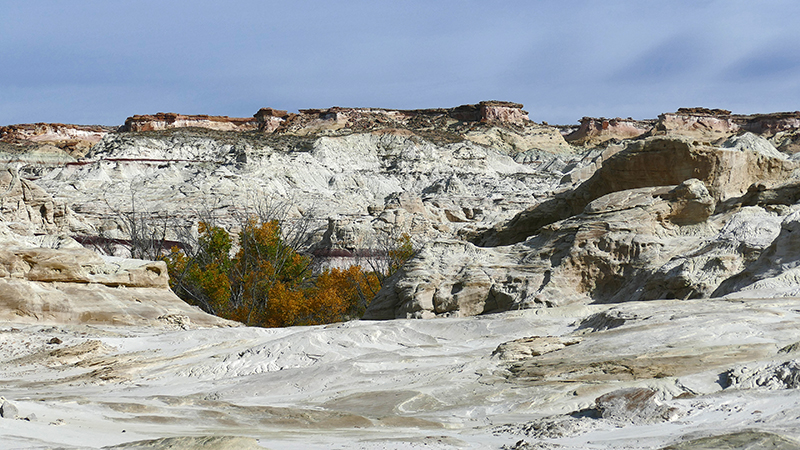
[654,109,739,141]
[724,360,800,390]
[715,210,800,297]
[0,123,109,144]
[366,132,800,319]
[770,130,800,154]
[0,247,167,287]
[0,167,88,236]
[365,180,727,319]
[283,101,531,134]
[37,122,584,258]
[740,111,800,136]
[652,108,800,144]
[477,100,530,125]
[253,107,289,132]
[365,239,522,319]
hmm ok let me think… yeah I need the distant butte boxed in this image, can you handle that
[4,104,800,158]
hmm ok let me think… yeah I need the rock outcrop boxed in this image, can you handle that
[594,388,680,425]
[287,100,530,131]
[121,113,261,132]
[0,246,167,288]
[366,130,800,319]
[0,123,112,158]
[0,166,88,236]
[475,133,794,247]
[652,108,740,141]
[564,117,653,146]
[714,210,800,298]
[724,360,800,390]
[121,101,532,137]
[740,111,800,135]
[253,107,289,132]
[652,108,800,144]
[0,122,109,143]
[365,179,726,319]
[0,251,229,327]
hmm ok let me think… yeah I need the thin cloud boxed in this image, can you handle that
[724,46,800,81]
[608,36,710,84]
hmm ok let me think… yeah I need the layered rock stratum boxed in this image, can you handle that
[5,103,800,448]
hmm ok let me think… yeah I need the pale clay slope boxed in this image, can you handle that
[3,299,800,449]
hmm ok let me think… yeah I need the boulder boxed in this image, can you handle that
[0,400,18,419]
[492,336,582,361]
[594,388,680,425]
[724,360,800,390]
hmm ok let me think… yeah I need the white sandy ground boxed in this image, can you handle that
[2,298,800,449]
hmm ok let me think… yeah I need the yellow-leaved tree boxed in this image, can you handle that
[164,217,397,328]
[164,221,232,316]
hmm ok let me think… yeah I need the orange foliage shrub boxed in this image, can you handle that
[232,218,311,325]
[309,266,381,323]
[164,218,392,328]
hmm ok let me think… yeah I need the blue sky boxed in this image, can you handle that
[2,1,799,125]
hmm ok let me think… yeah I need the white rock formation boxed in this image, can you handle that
[366,131,800,319]
[4,105,800,448]
[32,126,585,257]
